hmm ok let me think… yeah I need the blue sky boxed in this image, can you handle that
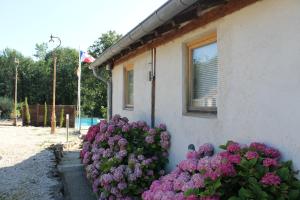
[0,0,167,58]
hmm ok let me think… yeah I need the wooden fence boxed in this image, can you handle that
[22,104,76,127]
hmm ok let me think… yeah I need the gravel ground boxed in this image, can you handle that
[0,126,82,200]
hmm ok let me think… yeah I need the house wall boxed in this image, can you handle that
[112,0,300,171]
[112,51,152,124]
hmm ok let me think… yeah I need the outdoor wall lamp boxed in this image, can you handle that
[49,34,61,134]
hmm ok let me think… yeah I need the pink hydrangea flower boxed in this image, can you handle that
[227,142,241,153]
[264,147,281,159]
[191,173,205,188]
[227,154,241,164]
[198,143,214,157]
[245,151,259,160]
[260,172,281,186]
[200,195,220,200]
[263,158,278,167]
[186,195,198,200]
[179,159,198,172]
[250,142,267,152]
[186,151,199,159]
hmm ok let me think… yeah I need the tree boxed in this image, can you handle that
[88,30,122,57]
[0,30,121,119]
[79,30,122,117]
[34,43,48,60]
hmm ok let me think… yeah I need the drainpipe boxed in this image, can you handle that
[107,64,113,120]
[92,64,113,120]
[150,48,156,128]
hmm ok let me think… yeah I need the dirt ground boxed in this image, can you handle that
[0,126,82,200]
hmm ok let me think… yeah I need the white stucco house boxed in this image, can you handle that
[90,0,300,170]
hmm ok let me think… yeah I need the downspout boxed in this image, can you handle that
[150,48,156,128]
[92,65,113,120]
[107,64,113,120]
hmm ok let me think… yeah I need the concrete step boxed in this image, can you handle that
[58,151,97,200]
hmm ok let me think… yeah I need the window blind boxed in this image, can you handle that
[127,70,134,106]
[191,42,218,109]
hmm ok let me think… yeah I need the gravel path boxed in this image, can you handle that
[0,126,82,200]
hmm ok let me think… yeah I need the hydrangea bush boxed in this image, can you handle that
[80,114,170,199]
[143,142,300,200]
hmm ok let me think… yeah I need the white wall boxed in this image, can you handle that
[112,51,152,124]
[112,0,300,171]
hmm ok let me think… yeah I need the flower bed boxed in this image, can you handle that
[143,142,300,200]
[80,115,170,199]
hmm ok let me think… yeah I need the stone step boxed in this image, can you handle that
[58,151,96,200]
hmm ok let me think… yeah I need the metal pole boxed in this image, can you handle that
[13,58,19,126]
[49,34,61,134]
[78,49,82,132]
[66,114,69,143]
[51,55,57,134]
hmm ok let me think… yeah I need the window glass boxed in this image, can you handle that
[189,40,218,112]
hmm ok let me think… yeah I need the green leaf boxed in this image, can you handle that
[289,189,300,200]
[277,167,290,181]
[248,158,258,167]
[292,180,300,188]
[228,196,240,200]
[184,188,200,197]
[238,187,253,199]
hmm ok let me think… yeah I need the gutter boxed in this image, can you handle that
[90,0,198,69]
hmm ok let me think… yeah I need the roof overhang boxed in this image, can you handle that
[90,0,258,69]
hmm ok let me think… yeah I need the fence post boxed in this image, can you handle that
[66,114,69,143]
[36,104,39,126]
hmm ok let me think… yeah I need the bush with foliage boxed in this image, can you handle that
[59,108,64,127]
[44,102,47,127]
[0,96,13,118]
[80,114,170,199]
[143,141,300,200]
[24,97,31,125]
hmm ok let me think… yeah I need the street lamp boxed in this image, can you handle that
[13,58,19,126]
[49,34,61,134]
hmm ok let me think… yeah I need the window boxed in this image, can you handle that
[124,64,134,109]
[187,33,218,113]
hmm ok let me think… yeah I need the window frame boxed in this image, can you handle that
[186,32,218,113]
[123,64,134,110]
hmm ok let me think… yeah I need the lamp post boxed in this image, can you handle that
[49,34,61,134]
[13,58,19,126]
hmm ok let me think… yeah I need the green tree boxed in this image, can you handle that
[24,97,31,125]
[81,30,122,117]
[88,30,122,57]
[0,97,13,118]
[34,43,48,60]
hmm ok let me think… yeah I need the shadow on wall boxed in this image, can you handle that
[0,149,63,200]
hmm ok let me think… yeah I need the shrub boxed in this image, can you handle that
[100,106,107,119]
[44,102,47,127]
[0,96,13,118]
[59,108,64,127]
[24,97,30,125]
[80,114,170,199]
[143,141,300,200]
